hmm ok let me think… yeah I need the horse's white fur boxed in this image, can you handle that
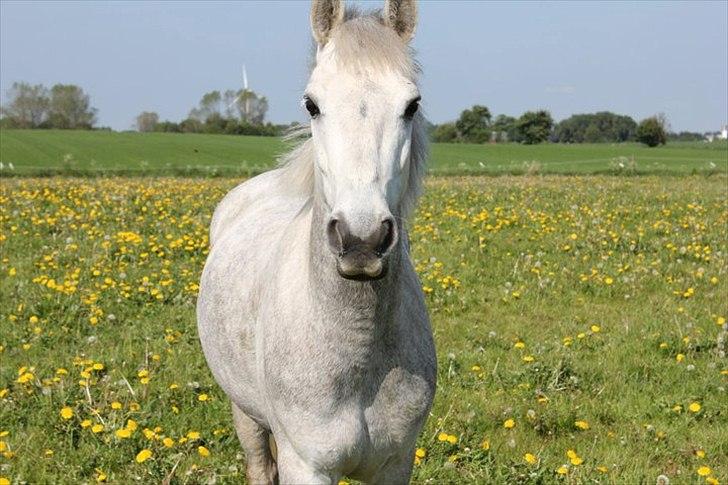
[198,2,435,483]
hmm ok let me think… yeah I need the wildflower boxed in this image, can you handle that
[604,277,614,285]
[689,402,701,413]
[566,449,583,466]
[524,453,537,464]
[447,434,457,445]
[92,424,104,433]
[481,439,490,450]
[60,407,73,420]
[198,393,209,402]
[697,466,711,477]
[597,466,608,473]
[126,419,138,431]
[514,341,526,349]
[163,437,175,447]
[676,353,685,363]
[556,465,568,475]
[717,316,726,326]
[111,401,122,410]
[187,431,200,440]
[437,432,448,442]
[695,449,706,459]
[503,418,515,429]
[198,445,210,457]
[415,448,426,458]
[575,420,590,430]
[522,355,534,363]
[590,325,601,333]
[115,429,131,439]
[135,449,153,463]
[81,419,92,428]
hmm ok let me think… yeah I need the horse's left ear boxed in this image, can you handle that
[382,0,417,42]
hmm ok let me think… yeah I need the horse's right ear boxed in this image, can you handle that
[311,0,345,46]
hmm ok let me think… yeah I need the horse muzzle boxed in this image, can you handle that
[326,214,397,281]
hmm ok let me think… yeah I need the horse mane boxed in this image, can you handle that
[277,7,427,220]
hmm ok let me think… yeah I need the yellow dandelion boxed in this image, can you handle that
[135,449,153,463]
[110,401,122,410]
[81,419,92,428]
[197,393,209,402]
[481,439,490,450]
[556,465,568,475]
[198,445,210,457]
[415,448,426,458]
[575,420,590,430]
[590,325,601,333]
[115,428,131,439]
[187,431,200,440]
[446,434,457,445]
[689,402,701,413]
[60,407,73,420]
[697,466,712,476]
[503,418,515,429]
[437,432,448,442]
[162,437,175,448]
[92,424,104,433]
[524,453,537,464]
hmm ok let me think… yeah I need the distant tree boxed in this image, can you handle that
[516,110,554,144]
[456,105,491,143]
[491,114,518,142]
[179,117,203,133]
[189,90,222,122]
[636,116,668,147]
[222,89,238,119]
[203,113,228,134]
[47,84,97,129]
[235,89,268,124]
[554,112,637,143]
[154,120,181,133]
[431,122,458,143]
[668,131,704,142]
[1,82,50,128]
[135,111,159,132]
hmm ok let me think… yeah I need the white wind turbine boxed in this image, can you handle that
[229,64,251,121]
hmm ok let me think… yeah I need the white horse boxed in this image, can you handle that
[197,1,435,483]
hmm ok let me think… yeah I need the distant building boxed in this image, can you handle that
[705,125,727,142]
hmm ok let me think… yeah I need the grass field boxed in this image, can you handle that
[1,175,726,484]
[1,129,726,176]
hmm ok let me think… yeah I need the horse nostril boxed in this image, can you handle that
[377,217,397,256]
[326,218,344,256]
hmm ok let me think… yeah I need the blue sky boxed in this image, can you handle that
[1,0,726,132]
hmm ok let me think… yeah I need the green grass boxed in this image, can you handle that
[1,129,726,176]
[1,175,726,484]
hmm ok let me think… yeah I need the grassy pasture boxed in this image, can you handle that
[1,175,726,484]
[1,129,726,176]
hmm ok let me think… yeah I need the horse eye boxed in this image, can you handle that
[404,98,420,119]
[304,97,320,118]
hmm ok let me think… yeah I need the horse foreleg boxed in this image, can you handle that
[231,403,278,485]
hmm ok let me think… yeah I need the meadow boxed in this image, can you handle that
[1,175,726,484]
[1,129,726,176]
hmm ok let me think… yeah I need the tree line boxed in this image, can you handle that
[0,81,708,147]
[431,106,684,147]
[0,82,97,129]
[135,88,283,136]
